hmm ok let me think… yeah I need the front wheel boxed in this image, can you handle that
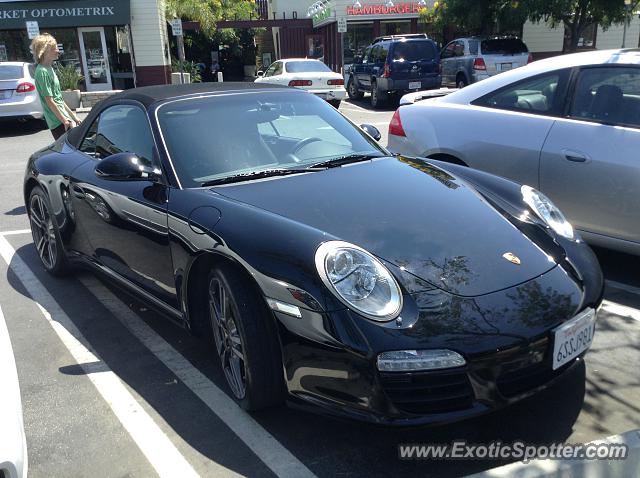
[207,265,284,410]
[28,186,69,276]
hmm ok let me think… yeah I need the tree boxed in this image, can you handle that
[165,0,257,37]
[524,0,640,52]
[419,0,527,40]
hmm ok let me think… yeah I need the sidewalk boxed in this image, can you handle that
[468,429,640,478]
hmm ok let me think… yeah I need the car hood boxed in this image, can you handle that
[212,157,557,297]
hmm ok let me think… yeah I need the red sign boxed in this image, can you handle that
[347,3,421,15]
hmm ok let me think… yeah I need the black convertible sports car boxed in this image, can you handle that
[24,83,603,425]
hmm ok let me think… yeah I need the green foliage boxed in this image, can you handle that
[165,0,257,37]
[420,0,527,36]
[54,63,83,91]
[171,60,202,83]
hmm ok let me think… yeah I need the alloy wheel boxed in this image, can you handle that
[29,193,57,270]
[208,276,247,399]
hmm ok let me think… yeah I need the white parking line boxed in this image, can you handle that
[0,229,31,236]
[601,300,640,323]
[0,235,201,478]
[78,274,317,478]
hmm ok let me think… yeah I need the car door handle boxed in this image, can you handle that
[563,149,589,163]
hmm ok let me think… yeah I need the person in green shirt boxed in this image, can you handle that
[31,33,80,139]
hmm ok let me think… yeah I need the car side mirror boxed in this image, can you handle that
[360,124,381,141]
[257,70,265,77]
[95,152,160,181]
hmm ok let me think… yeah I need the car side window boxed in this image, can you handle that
[380,44,390,63]
[272,62,283,76]
[472,70,569,116]
[94,105,156,165]
[441,42,455,60]
[454,41,465,57]
[468,40,479,56]
[569,66,640,128]
[362,47,372,63]
[263,63,277,77]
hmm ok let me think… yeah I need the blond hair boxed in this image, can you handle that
[30,33,57,64]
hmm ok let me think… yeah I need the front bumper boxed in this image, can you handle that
[275,253,603,426]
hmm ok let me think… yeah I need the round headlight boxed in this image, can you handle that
[315,241,403,321]
[521,185,574,240]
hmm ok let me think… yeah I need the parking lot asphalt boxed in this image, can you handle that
[1,103,639,478]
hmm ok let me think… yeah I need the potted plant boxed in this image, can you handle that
[55,63,83,110]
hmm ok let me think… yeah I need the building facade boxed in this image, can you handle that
[268,0,434,72]
[0,0,171,89]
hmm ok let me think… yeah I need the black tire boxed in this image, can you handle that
[370,80,386,108]
[28,185,69,276]
[347,77,363,100]
[207,264,284,411]
[456,74,468,89]
[329,99,341,109]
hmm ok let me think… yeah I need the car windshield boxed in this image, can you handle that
[392,41,435,61]
[285,61,332,73]
[481,39,528,55]
[157,91,386,188]
[0,65,23,80]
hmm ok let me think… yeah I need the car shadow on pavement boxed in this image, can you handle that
[343,96,400,113]
[6,242,589,478]
[0,120,47,138]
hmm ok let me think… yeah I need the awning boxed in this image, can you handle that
[0,0,130,28]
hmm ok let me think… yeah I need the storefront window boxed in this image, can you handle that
[344,23,373,64]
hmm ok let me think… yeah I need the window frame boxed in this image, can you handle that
[471,68,572,118]
[565,64,640,130]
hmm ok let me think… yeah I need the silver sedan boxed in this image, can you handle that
[0,62,43,122]
[388,49,640,255]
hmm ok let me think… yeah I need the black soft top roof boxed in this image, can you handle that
[66,82,292,147]
[104,81,290,108]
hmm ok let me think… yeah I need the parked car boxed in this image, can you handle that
[255,58,346,108]
[388,48,640,256]
[346,34,441,108]
[0,310,28,478]
[0,62,43,122]
[441,37,532,88]
[88,59,107,81]
[25,82,602,425]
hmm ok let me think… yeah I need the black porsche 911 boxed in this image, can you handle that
[24,83,603,425]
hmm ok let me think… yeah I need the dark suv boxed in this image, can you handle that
[346,34,441,108]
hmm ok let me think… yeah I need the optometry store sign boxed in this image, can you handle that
[0,0,130,28]
[347,2,424,15]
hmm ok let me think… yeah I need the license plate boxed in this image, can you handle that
[0,90,12,100]
[409,81,421,90]
[552,308,596,370]
[499,63,512,71]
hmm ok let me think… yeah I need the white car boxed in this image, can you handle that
[0,311,28,478]
[0,62,43,122]
[255,58,346,108]
[388,49,640,255]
